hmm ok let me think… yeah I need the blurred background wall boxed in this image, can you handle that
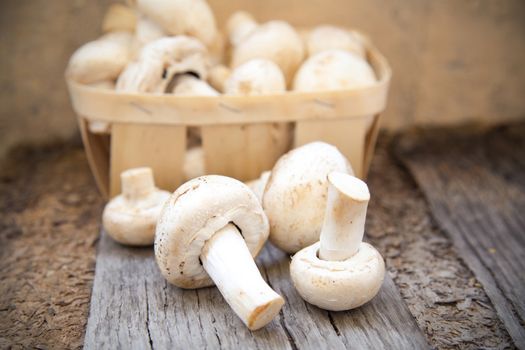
[1,0,524,159]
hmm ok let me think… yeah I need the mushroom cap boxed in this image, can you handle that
[225,59,286,95]
[246,170,271,203]
[306,25,366,58]
[290,242,385,311]
[116,36,208,93]
[226,11,258,47]
[155,175,270,288]
[262,142,353,253]
[293,50,376,92]
[134,0,217,46]
[231,20,304,84]
[103,188,170,246]
[67,31,132,84]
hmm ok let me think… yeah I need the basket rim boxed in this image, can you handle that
[67,39,391,126]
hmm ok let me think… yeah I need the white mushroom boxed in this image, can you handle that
[131,0,217,47]
[262,142,353,254]
[155,175,284,330]
[67,31,133,84]
[228,12,304,85]
[171,74,219,96]
[306,25,366,58]
[182,146,205,180]
[290,172,385,311]
[103,167,170,246]
[226,11,258,47]
[293,49,376,92]
[101,3,137,33]
[224,59,286,95]
[245,171,271,203]
[116,36,207,93]
[207,64,231,92]
[131,15,166,54]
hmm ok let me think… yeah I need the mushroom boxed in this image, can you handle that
[207,64,231,92]
[293,49,376,92]
[116,36,208,93]
[103,167,170,246]
[245,171,271,203]
[130,0,217,47]
[228,12,304,85]
[293,49,377,130]
[101,3,137,33]
[155,175,284,330]
[306,25,366,58]
[226,11,258,47]
[224,59,286,95]
[67,31,133,84]
[171,74,219,96]
[262,142,353,254]
[131,15,166,54]
[290,172,385,310]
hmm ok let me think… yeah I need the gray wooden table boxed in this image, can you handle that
[84,231,428,349]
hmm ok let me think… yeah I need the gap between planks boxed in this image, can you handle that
[84,231,428,349]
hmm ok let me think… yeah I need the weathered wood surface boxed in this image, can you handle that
[395,123,525,349]
[85,231,428,349]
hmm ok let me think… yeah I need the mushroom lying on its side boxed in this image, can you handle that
[116,36,208,93]
[66,31,133,84]
[155,175,284,330]
[103,167,170,246]
[290,172,385,311]
[227,11,304,85]
[262,142,353,254]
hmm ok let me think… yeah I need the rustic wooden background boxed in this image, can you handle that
[1,0,525,159]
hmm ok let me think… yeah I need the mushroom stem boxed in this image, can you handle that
[121,167,155,200]
[319,172,370,261]
[201,223,284,330]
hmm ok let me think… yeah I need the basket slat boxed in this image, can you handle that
[294,117,367,177]
[202,122,291,181]
[109,123,186,197]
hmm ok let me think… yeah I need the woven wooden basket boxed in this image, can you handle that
[66,35,391,199]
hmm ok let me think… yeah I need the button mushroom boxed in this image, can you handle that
[207,64,231,93]
[293,49,376,92]
[246,170,271,203]
[290,172,385,311]
[306,25,366,58]
[131,15,166,54]
[116,36,208,93]
[67,31,133,84]
[103,167,170,246]
[155,175,284,330]
[262,142,354,254]
[228,12,304,85]
[224,58,286,95]
[130,0,218,47]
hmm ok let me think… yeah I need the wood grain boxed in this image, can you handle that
[395,123,525,349]
[85,231,428,349]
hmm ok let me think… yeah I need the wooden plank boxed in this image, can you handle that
[85,231,428,349]
[395,123,525,349]
[201,123,291,181]
[110,123,186,197]
[294,118,367,178]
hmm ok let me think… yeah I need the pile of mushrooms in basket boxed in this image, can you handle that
[67,0,385,331]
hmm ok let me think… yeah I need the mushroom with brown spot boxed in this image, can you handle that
[290,172,385,310]
[103,167,170,246]
[262,142,354,254]
[155,175,284,330]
